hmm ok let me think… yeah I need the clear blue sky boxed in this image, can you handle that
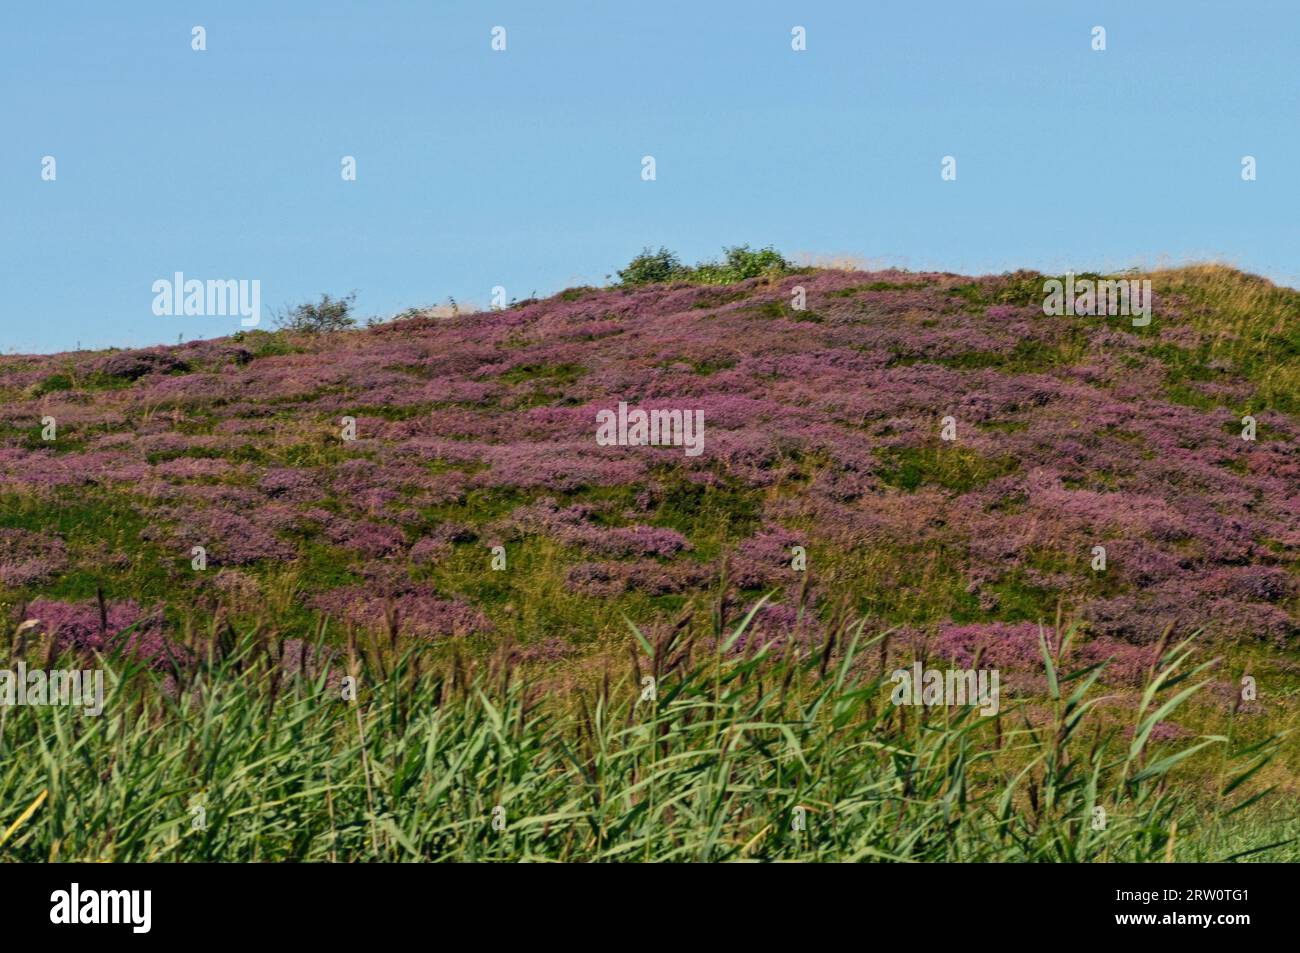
[4,1,1297,354]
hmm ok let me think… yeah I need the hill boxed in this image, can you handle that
[2,264,1296,664]
[2,261,1299,861]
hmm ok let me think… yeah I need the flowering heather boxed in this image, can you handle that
[90,348,190,381]
[278,638,340,683]
[730,526,805,590]
[324,519,408,558]
[566,559,712,598]
[499,498,689,558]
[21,598,174,666]
[0,264,1296,665]
[0,528,69,587]
[728,602,822,655]
[913,620,1161,688]
[165,509,298,565]
[311,585,490,640]
[259,467,325,502]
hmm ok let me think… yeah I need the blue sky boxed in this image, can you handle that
[4,1,1297,354]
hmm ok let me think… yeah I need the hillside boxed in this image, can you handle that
[3,262,1299,861]
[2,265,1297,663]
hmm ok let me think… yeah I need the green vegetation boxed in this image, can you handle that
[1151,265,1300,415]
[0,607,1285,861]
[618,245,791,287]
[275,292,358,334]
[875,445,1019,493]
[617,247,687,285]
[3,261,1298,863]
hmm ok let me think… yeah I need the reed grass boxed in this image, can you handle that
[0,602,1288,862]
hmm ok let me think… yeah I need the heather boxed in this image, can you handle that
[2,263,1298,672]
[1,261,1299,858]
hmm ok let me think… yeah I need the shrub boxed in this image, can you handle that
[691,245,791,284]
[92,349,190,380]
[617,245,790,287]
[617,247,688,285]
[276,292,358,333]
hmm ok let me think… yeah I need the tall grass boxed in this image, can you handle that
[1149,263,1300,414]
[0,603,1286,862]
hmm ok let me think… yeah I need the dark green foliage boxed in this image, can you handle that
[692,245,791,284]
[276,292,358,333]
[617,247,687,285]
[617,245,791,287]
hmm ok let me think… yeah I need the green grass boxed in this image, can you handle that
[0,490,179,606]
[827,280,932,297]
[0,606,1288,861]
[875,445,1019,493]
[1150,265,1300,415]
